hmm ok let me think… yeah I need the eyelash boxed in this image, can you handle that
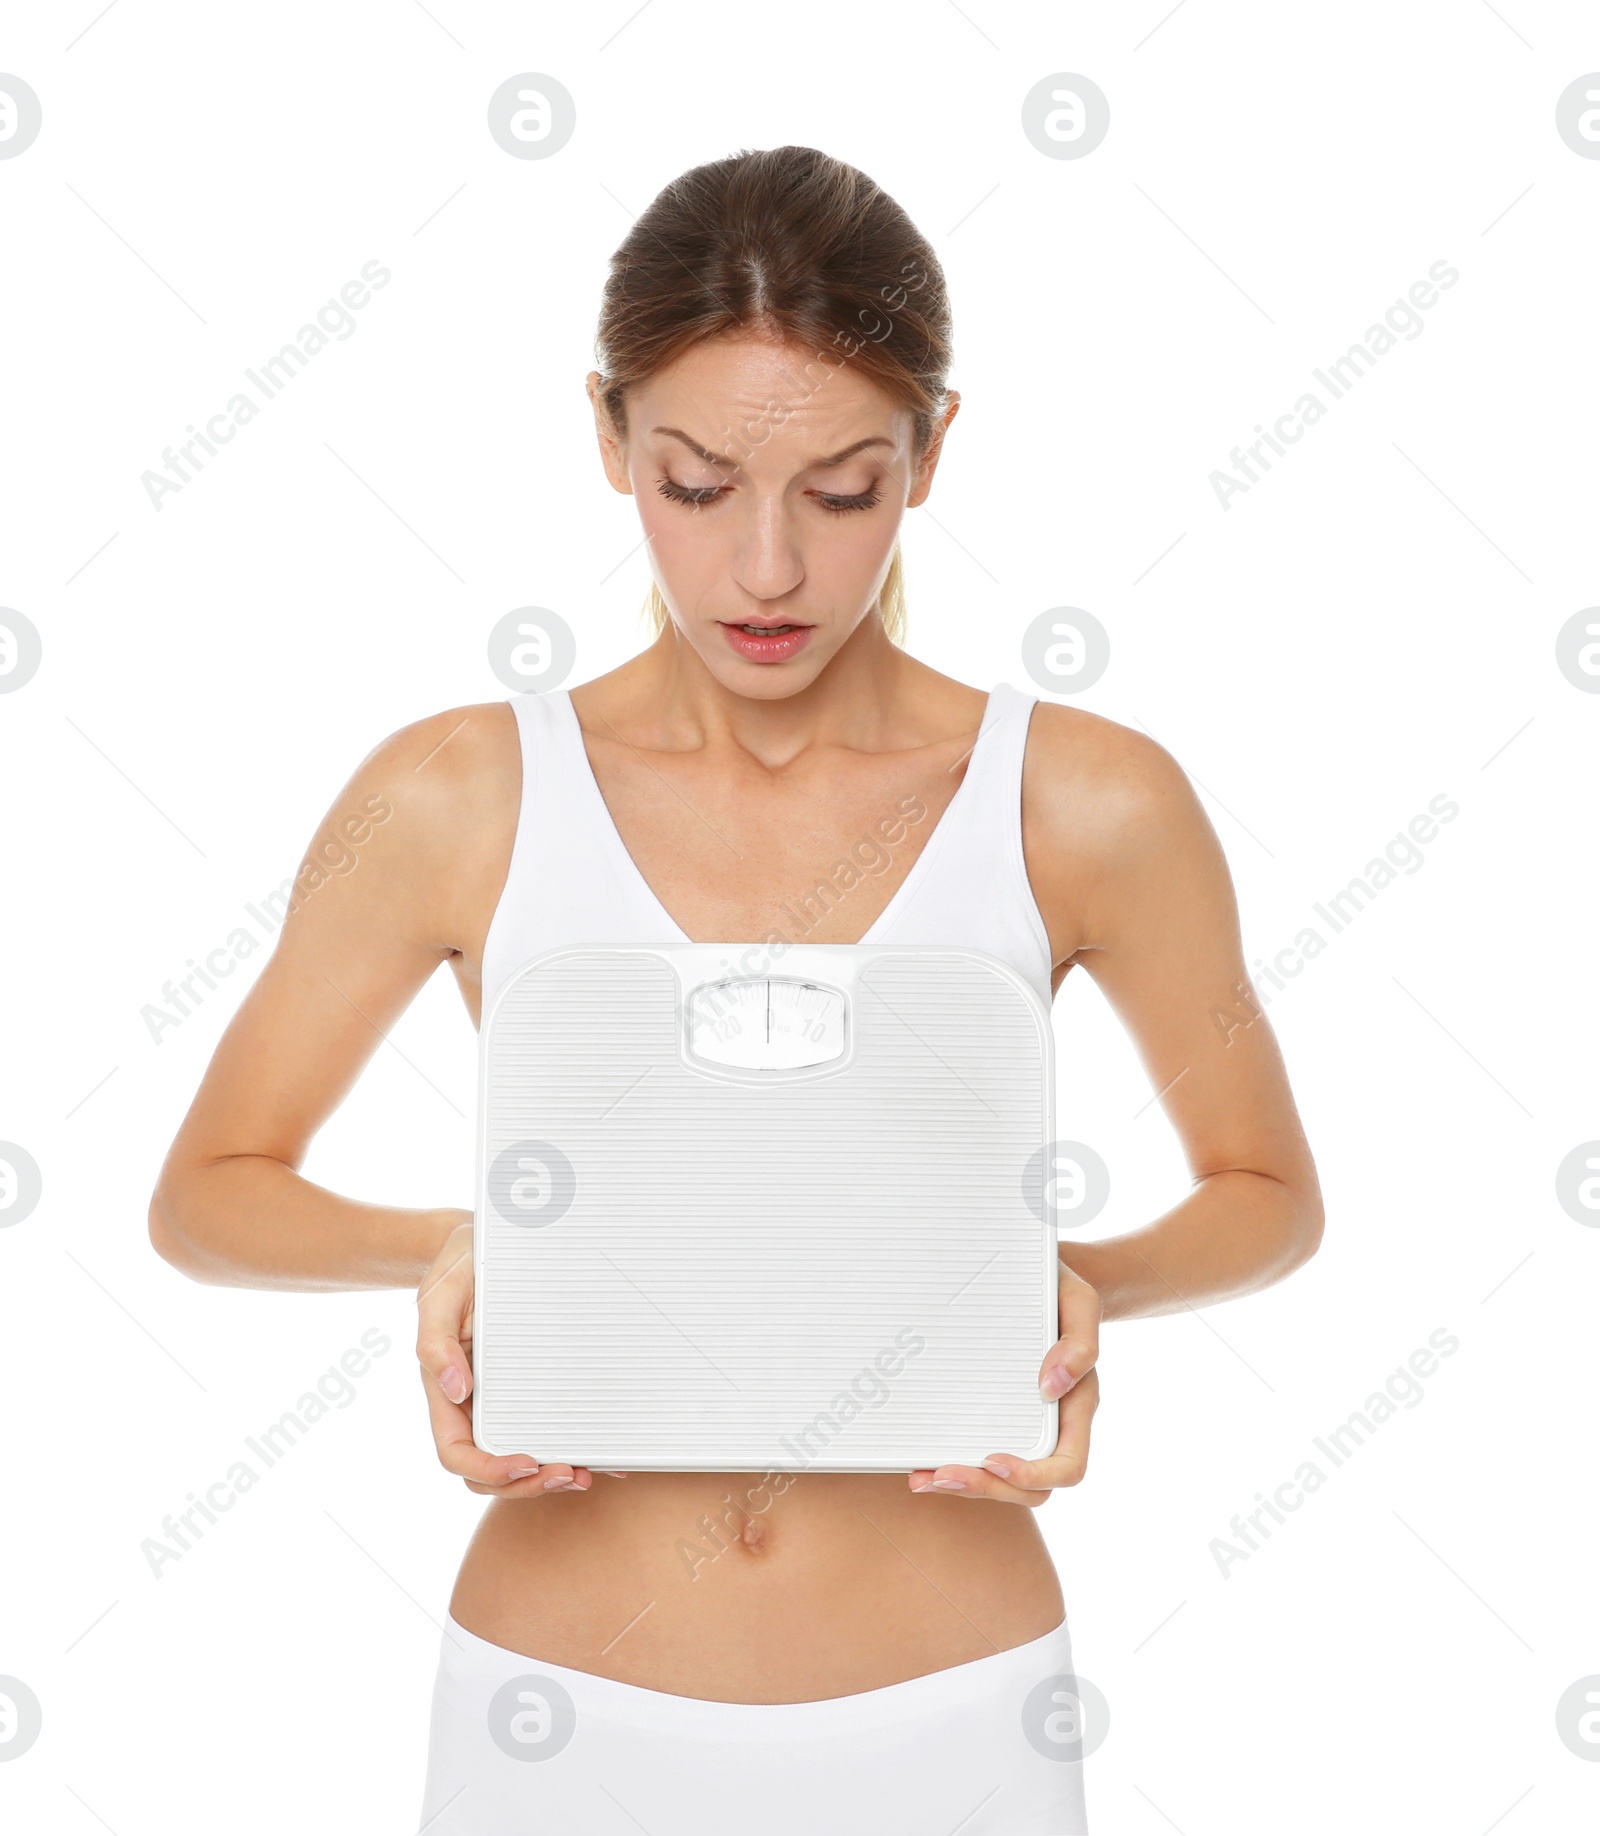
[654,476,883,516]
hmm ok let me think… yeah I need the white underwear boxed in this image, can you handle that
[418,1608,1091,1834]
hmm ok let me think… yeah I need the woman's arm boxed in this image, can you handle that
[147,704,511,1292]
[149,702,596,1497]
[1026,706,1325,1324]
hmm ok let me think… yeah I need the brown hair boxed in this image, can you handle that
[592,145,953,649]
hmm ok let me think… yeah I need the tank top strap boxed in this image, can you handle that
[917,680,1039,861]
[967,680,1038,800]
[865,681,1055,1008]
[479,690,680,1013]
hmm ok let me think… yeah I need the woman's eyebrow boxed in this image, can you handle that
[651,428,894,471]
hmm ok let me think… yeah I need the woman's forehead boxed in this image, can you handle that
[629,340,908,464]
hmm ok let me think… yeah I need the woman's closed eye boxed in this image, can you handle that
[653,475,884,516]
[814,486,883,516]
[654,474,725,508]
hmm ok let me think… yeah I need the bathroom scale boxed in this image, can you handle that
[471,942,1059,1473]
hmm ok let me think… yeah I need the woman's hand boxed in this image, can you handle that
[415,1210,618,1496]
[908,1255,1101,1506]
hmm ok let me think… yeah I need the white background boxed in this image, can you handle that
[2,2,1596,1830]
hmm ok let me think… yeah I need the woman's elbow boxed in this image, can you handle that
[1276,1187,1325,1278]
[147,1176,211,1281]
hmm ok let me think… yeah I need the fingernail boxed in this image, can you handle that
[929,1478,967,1492]
[441,1367,468,1404]
[980,1459,1011,1479]
[506,1464,540,1480]
[911,1481,934,1492]
[543,1476,581,1491]
[1040,1364,1075,1401]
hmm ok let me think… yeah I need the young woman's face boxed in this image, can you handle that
[588,334,956,695]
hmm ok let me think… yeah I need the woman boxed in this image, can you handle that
[149,145,1323,1833]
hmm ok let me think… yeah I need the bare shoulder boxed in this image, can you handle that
[1022,701,1221,955]
[330,700,517,847]
[356,698,518,807]
[1024,700,1204,851]
[295,700,520,953]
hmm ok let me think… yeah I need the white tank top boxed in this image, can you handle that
[480,679,1056,1015]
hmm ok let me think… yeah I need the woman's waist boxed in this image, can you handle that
[448,1474,1064,1698]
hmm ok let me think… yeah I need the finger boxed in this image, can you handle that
[465,1463,595,1498]
[908,1459,1053,1506]
[994,1366,1101,1493]
[417,1243,475,1407]
[415,1225,600,1494]
[416,1235,516,1487]
[1041,1265,1102,1400]
[416,1228,473,1311]
[424,1339,471,1408]
[915,1366,1103,1501]
[413,1351,548,1490]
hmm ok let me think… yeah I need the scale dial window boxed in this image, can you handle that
[686,977,847,1070]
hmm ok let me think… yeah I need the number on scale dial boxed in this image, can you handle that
[686,977,847,1071]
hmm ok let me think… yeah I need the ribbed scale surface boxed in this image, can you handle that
[476,947,1055,1470]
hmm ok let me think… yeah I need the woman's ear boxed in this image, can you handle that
[586,370,633,496]
[907,390,960,508]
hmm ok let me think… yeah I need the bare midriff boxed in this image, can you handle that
[448,1471,1066,1703]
